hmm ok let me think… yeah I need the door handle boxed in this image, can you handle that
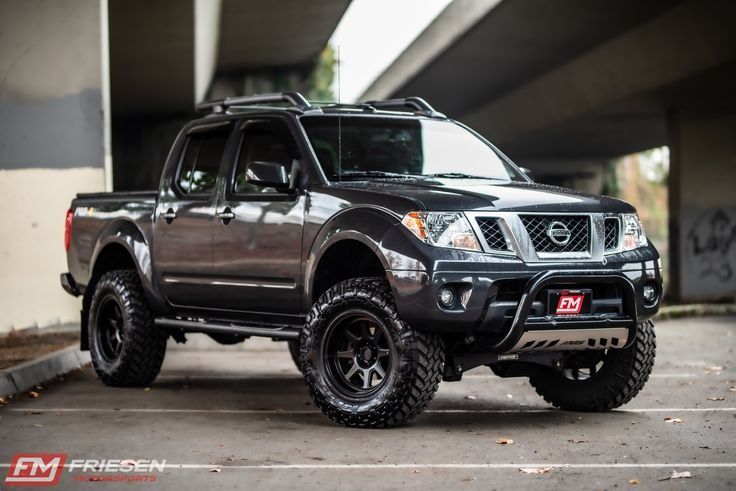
[161,208,177,224]
[217,207,235,224]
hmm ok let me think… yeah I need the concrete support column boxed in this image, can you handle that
[0,0,107,331]
[667,110,736,302]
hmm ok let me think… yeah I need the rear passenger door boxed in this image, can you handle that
[154,122,233,309]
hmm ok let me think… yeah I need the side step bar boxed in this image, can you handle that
[155,318,300,341]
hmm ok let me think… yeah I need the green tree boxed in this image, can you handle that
[306,45,336,102]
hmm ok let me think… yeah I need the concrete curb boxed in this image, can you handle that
[0,346,90,397]
[656,303,736,320]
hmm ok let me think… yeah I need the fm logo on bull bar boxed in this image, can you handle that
[556,294,585,315]
[5,453,67,486]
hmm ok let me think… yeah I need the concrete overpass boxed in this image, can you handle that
[362,0,736,302]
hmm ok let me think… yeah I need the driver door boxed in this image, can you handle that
[211,117,305,316]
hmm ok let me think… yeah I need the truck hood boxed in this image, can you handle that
[331,178,635,214]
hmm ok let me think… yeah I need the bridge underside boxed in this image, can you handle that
[362,0,736,302]
[108,0,349,190]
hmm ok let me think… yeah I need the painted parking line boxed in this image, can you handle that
[6,407,736,415]
[0,463,735,470]
[154,372,707,381]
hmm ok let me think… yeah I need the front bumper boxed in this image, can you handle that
[387,247,662,354]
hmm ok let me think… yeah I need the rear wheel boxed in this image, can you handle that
[529,321,656,411]
[302,278,444,428]
[88,270,167,387]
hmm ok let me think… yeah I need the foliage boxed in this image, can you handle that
[305,45,336,102]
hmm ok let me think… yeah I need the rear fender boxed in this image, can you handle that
[89,219,167,314]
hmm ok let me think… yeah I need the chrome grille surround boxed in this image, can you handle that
[467,212,609,262]
[519,215,590,253]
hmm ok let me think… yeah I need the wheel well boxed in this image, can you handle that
[81,243,138,351]
[312,240,386,302]
[92,243,137,279]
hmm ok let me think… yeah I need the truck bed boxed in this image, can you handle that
[76,190,158,201]
[68,191,158,290]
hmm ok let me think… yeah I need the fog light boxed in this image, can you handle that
[643,283,657,304]
[438,287,456,308]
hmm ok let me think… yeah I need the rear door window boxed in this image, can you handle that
[177,130,230,195]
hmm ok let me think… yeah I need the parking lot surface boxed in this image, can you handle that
[1,316,734,490]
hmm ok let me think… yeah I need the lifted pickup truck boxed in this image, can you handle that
[62,92,661,428]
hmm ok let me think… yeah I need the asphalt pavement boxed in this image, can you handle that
[1,316,734,490]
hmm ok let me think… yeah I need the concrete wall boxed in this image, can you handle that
[0,0,106,331]
[669,110,736,301]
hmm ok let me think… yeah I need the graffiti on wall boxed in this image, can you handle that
[685,209,736,283]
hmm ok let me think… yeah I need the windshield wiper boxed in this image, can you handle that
[336,170,413,180]
[424,172,502,180]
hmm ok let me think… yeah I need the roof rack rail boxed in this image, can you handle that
[361,97,446,118]
[196,92,312,114]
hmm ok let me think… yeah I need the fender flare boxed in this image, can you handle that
[302,206,429,311]
[89,219,167,313]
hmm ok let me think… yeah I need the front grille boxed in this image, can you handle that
[520,215,589,253]
[604,217,620,251]
[476,217,509,251]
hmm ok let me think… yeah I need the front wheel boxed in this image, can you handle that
[302,278,444,428]
[88,270,167,387]
[529,321,656,411]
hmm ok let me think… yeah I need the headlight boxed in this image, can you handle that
[401,212,481,251]
[622,213,647,250]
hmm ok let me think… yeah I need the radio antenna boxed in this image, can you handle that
[337,44,342,182]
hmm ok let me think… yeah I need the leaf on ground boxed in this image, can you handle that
[659,470,692,481]
[707,396,726,401]
[664,417,683,423]
[628,479,640,485]
[519,467,553,474]
[567,439,588,444]
[496,438,514,445]
[143,387,151,392]
[27,391,39,398]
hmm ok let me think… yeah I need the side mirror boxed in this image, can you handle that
[246,161,291,190]
[519,167,535,182]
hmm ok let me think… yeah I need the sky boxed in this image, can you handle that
[328,0,453,103]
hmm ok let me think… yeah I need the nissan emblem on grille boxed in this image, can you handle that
[546,221,571,246]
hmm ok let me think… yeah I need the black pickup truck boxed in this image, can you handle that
[62,92,661,428]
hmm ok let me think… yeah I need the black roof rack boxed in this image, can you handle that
[196,92,446,118]
[196,92,313,114]
[361,97,446,118]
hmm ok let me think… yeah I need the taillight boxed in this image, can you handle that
[65,209,73,251]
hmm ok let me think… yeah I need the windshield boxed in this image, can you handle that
[299,116,526,182]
